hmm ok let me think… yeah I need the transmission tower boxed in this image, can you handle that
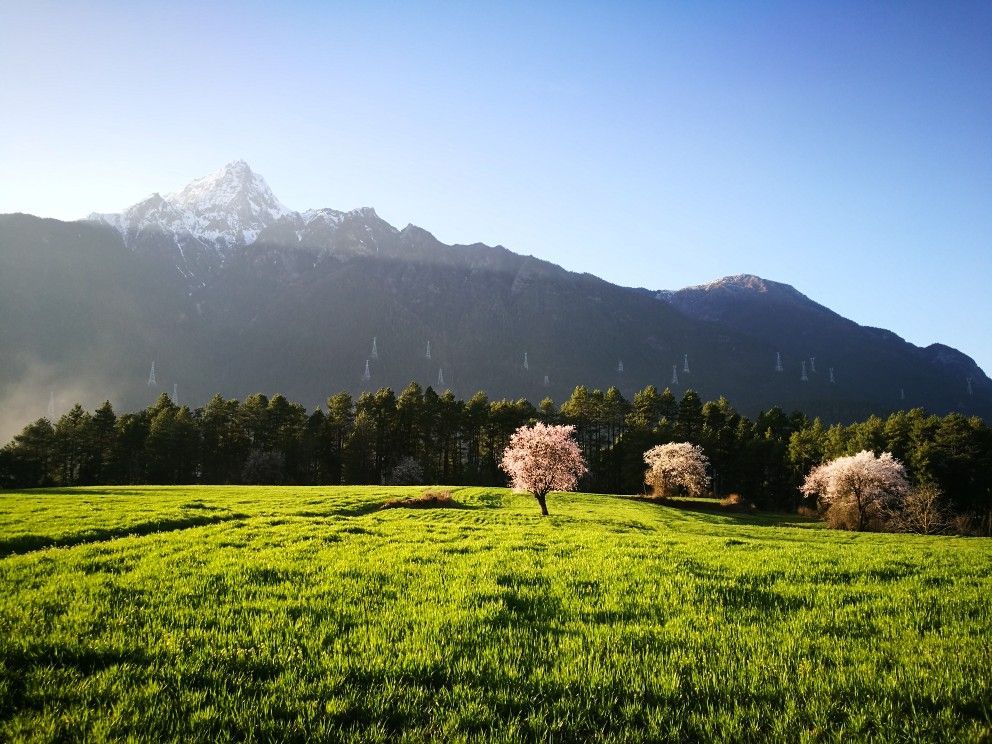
[671,365,679,385]
[683,354,690,374]
[967,377,973,396]
[370,337,378,360]
[425,340,431,359]
[829,367,835,384]
[617,359,624,374]
[148,361,157,386]
[543,374,550,387]
[437,367,445,387]
[173,383,179,405]
[801,361,808,382]
[775,352,783,372]
[362,360,371,381]
[524,352,529,370]
[809,357,816,373]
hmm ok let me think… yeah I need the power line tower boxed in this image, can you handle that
[362,360,371,381]
[900,388,905,401]
[437,367,445,388]
[775,352,783,372]
[809,357,816,373]
[801,361,808,382]
[671,365,679,386]
[370,337,378,360]
[543,374,550,387]
[523,352,529,370]
[425,340,431,359]
[173,383,179,405]
[829,367,835,384]
[617,359,624,374]
[683,354,690,374]
[148,361,157,386]
[967,377,973,396]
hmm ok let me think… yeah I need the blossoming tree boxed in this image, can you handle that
[500,422,587,516]
[800,450,910,531]
[643,442,711,498]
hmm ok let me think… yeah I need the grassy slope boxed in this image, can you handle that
[0,486,989,742]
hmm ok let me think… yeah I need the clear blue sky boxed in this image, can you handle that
[2,1,990,372]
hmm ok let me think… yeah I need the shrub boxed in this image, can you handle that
[825,501,861,531]
[387,456,424,486]
[719,493,754,512]
[886,484,950,535]
[381,488,456,509]
[949,513,978,537]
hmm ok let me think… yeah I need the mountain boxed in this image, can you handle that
[1,162,988,438]
[658,274,988,417]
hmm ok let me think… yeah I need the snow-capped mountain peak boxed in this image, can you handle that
[166,160,291,221]
[89,161,295,249]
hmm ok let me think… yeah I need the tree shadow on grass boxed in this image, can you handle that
[0,512,248,558]
[321,502,388,518]
[620,495,821,530]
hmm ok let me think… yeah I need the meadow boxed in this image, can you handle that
[0,486,989,742]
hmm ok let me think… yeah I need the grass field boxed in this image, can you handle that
[0,486,990,742]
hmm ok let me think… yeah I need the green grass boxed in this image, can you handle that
[0,486,990,742]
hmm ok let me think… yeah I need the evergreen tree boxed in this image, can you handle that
[53,404,94,485]
[675,389,703,442]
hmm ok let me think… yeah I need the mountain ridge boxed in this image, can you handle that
[0,162,987,438]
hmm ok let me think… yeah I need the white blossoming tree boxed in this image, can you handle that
[643,442,711,498]
[801,450,910,531]
[500,422,587,516]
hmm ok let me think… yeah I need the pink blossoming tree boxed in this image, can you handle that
[800,450,910,531]
[500,422,587,516]
[643,442,711,498]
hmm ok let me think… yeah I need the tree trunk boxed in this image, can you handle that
[535,492,549,516]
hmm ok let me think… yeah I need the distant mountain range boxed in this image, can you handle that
[1,161,987,437]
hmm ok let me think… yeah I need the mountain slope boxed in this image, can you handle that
[1,162,988,437]
[659,274,987,416]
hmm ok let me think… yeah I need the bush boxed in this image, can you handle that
[381,488,456,509]
[824,501,858,530]
[886,485,950,535]
[719,493,754,512]
[949,513,977,537]
[824,501,888,531]
[386,456,424,486]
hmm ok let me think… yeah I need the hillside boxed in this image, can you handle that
[1,162,989,437]
[0,486,990,741]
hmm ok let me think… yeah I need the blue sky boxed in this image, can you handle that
[2,1,990,372]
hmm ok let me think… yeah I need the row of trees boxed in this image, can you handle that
[1,383,989,519]
[501,421,977,534]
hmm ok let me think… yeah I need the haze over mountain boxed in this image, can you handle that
[1,161,988,440]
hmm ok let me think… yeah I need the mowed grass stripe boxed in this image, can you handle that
[0,486,989,742]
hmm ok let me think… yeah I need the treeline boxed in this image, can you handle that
[1,383,990,517]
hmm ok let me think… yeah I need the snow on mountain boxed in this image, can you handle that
[89,160,296,249]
